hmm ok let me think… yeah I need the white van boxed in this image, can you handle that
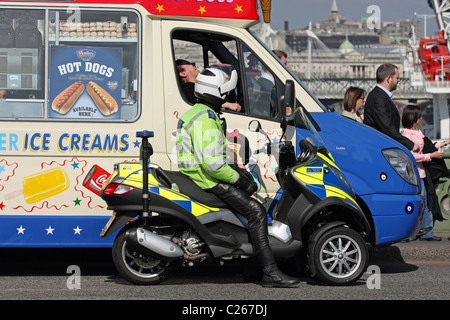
[0,0,422,248]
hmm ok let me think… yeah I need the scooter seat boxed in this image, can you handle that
[164,171,229,209]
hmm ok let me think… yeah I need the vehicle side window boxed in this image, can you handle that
[242,45,279,119]
[0,7,140,121]
[48,9,139,121]
[172,30,281,120]
[172,30,242,112]
[0,9,45,118]
[172,39,204,105]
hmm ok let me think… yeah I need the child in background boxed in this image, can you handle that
[401,104,445,241]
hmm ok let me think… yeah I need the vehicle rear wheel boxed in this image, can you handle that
[307,226,368,286]
[111,230,174,285]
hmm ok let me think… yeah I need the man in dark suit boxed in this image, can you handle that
[364,63,418,151]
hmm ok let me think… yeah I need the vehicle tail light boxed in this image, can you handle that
[103,183,135,196]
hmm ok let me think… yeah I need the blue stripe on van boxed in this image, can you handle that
[0,215,115,247]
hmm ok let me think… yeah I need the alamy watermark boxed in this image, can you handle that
[366,5,381,30]
[65,263,380,290]
[66,265,81,290]
[366,265,381,289]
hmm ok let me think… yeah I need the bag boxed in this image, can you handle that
[422,136,447,222]
[423,136,449,185]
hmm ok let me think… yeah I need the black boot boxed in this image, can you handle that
[258,247,301,288]
[210,184,300,287]
[262,264,301,288]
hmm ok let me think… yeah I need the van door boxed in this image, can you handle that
[160,20,294,205]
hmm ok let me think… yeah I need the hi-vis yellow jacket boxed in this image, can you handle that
[176,103,238,189]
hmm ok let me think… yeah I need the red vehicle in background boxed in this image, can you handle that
[417,0,450,81]
[417,30,450,81]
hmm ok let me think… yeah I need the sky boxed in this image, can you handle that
[267,0,440,37]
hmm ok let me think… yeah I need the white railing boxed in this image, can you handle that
[301,78,431,99]
[424,78,450,92]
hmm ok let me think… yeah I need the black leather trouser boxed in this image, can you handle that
[210,182,275,266]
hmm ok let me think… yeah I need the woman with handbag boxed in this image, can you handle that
[401,105,448,241]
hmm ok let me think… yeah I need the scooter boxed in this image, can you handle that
[100,82,371,286]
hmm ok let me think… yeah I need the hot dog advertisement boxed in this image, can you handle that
[86,81,118,116]
[49,46,122,119]
[52,81,85,114]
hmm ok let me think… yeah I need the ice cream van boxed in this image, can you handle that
[0,0,422,248]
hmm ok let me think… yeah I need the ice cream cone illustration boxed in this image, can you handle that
[260,0,271,23]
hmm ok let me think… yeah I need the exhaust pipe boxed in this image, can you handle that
[126,227,184,260]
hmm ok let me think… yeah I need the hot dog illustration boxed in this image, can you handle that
[52,81,85,114]
[86,81,118,116]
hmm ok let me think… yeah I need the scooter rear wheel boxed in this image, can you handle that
[112,230,173,285]
[307,226,368,286]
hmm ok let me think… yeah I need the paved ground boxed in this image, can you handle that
[0,239,448,303]
[370,238,450,262]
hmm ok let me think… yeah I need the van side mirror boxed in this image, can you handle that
[284,80,295,115]
[279,80,295,138]
[279,80,295,118]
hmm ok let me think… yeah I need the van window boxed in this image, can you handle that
[172,30,240,108]
[242,45,279,118]
[0,7,140,121]
[0,8,45,118]
[172,29,281,120]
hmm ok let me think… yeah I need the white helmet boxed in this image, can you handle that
[194,64,238,107]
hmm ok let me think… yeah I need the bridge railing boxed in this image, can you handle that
[424,79,450,93]
[299,78,432,100]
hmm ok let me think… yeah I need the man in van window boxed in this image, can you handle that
[363,63,419,151]
[176,59,199,104]
[176,59,242,112]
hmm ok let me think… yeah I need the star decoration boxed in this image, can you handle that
[0,165,5,174]
[73,198,82,206]
[0,202,5,210]
[234,5,243,14]
[73,226,82,235]
[198,6,206,14]
[17,225,26,234]
[133,140,141,148]
[11,224,92,239]
[156,4,164,13]
[46,226,55,235]
[71,162,79,169]
[270,166,277,174]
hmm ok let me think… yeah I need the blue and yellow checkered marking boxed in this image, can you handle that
[150,185,219,216]
[294,160,357,205]
[116,163,219,217]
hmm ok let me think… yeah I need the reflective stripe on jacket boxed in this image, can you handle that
[176,103,238,189]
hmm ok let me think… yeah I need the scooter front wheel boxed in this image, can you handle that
[307,226,368,286]
[112,230,174,285]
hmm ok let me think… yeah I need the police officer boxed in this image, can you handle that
[176,64,300,287]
